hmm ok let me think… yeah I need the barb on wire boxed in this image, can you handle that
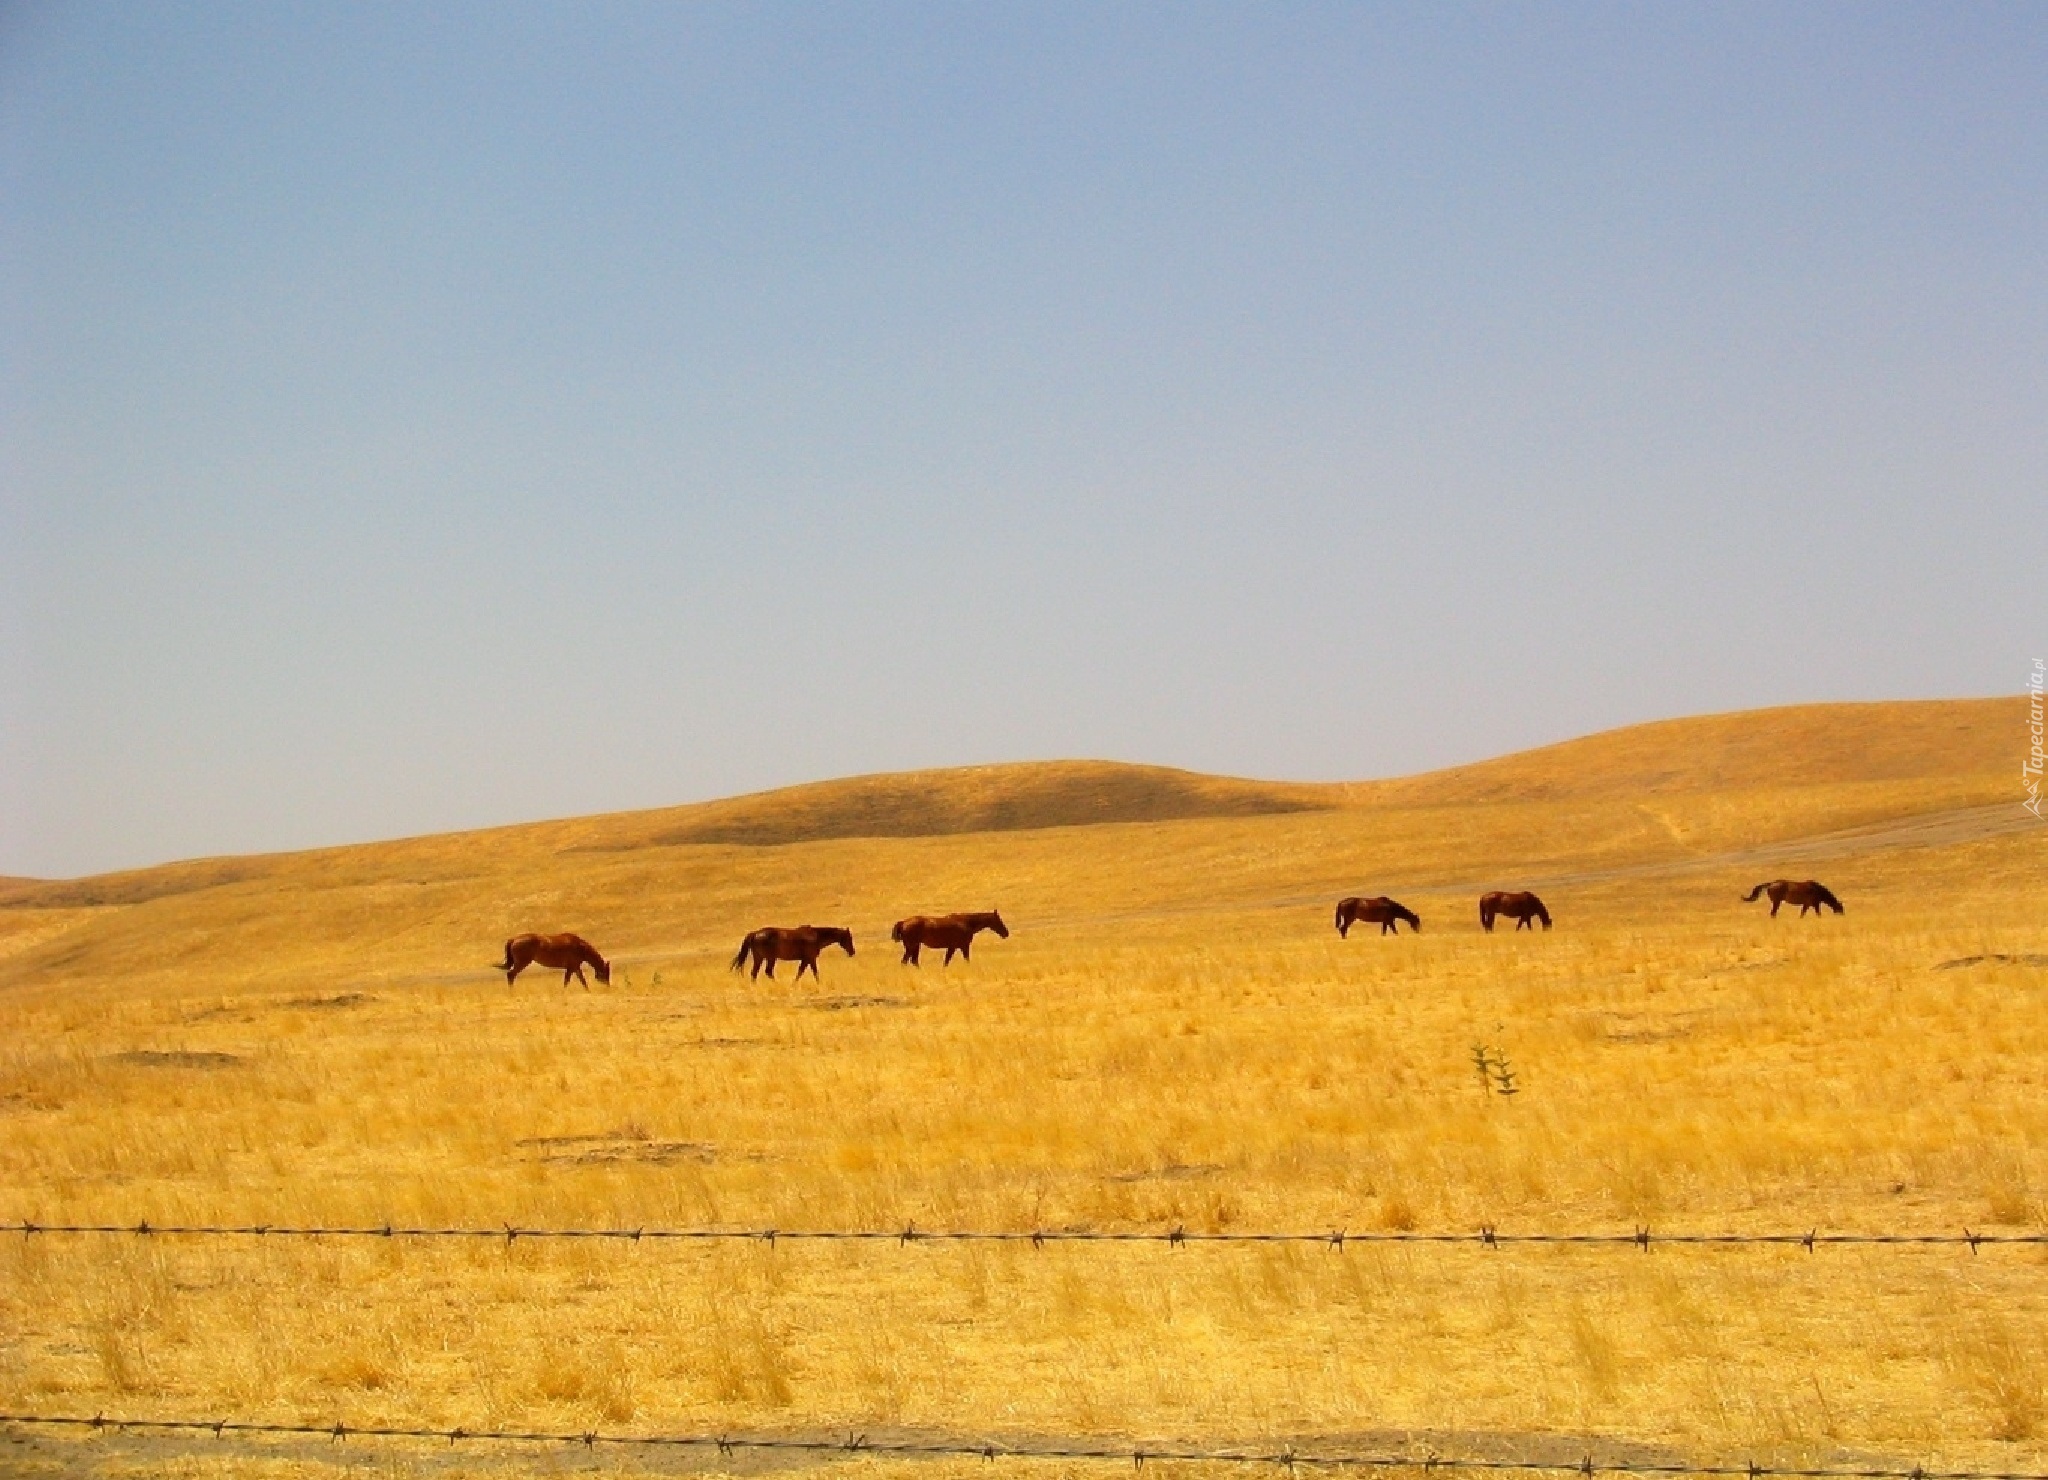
[2,1411,2046,1480]
[4,1220,2042,1249]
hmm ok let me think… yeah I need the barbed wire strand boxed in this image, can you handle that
[3,1412,2046,1480]
[4,1221,2042,1251]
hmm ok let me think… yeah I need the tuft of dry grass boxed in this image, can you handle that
[1944,1316,2046,1442]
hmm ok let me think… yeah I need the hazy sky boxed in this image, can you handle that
[4,3,2043,878]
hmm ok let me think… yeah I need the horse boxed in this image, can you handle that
[1335,896,1421,937]
[1479,891,1551,932]
[498,933,611,988]
[890,910,1008,966]
[729,925,855,981]
[1743,880,1843,917]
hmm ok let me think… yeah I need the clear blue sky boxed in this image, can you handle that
[3,3,2043,878]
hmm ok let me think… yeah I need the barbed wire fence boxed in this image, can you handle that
[5,1220,2043,1250]
[10,1224,2040,1474]
[5,1412,2048,1480]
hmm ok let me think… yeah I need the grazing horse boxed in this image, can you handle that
[1335,896,1421,937]
[1743,880,1843,917]
[1479,891,1551,932]
[498,933,611,988]
[891,910,1008,966]
[729,925,856,981]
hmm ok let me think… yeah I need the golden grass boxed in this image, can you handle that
[1347,698,2021,806]
[0,700,2042,1479]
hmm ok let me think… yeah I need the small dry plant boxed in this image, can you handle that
[1470,1040,1519,1098]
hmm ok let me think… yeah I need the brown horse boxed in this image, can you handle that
[1479,891,1551,932]
[891,910,1008,966]
[1743,880,1843,917]
[730,925,855,981]
[1335,896,1421,937]
[498,933,611,988]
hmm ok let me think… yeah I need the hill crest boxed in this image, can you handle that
[590,760,1332,851]
[0,697,2019,907]
[1353,697,2018,807]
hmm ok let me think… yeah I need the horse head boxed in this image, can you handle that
[988,910,1009,938]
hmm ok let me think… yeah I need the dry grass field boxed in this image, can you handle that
[0,699,2042,1480]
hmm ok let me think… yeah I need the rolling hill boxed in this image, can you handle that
[0,698,2022,912]
[1349,697,2019,806]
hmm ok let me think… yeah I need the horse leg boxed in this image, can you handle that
[960,940,972,960]
[799,957,816,981]
[507,961,524,987]
[1770,897,1782,917]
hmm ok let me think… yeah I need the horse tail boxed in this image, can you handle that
[1334,902,1346,934]
[730,935,752,972]
[890,920,905,942]
[1742,884,1768,902]
[497,939,515,970]
[1817,885,1843,914]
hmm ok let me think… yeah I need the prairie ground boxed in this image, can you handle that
[0,701,2042,1479]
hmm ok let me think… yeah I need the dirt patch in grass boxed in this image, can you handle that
[104,1050,240,1069]
[1109,1161,1225,1183]
[517,1131,716,1166]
